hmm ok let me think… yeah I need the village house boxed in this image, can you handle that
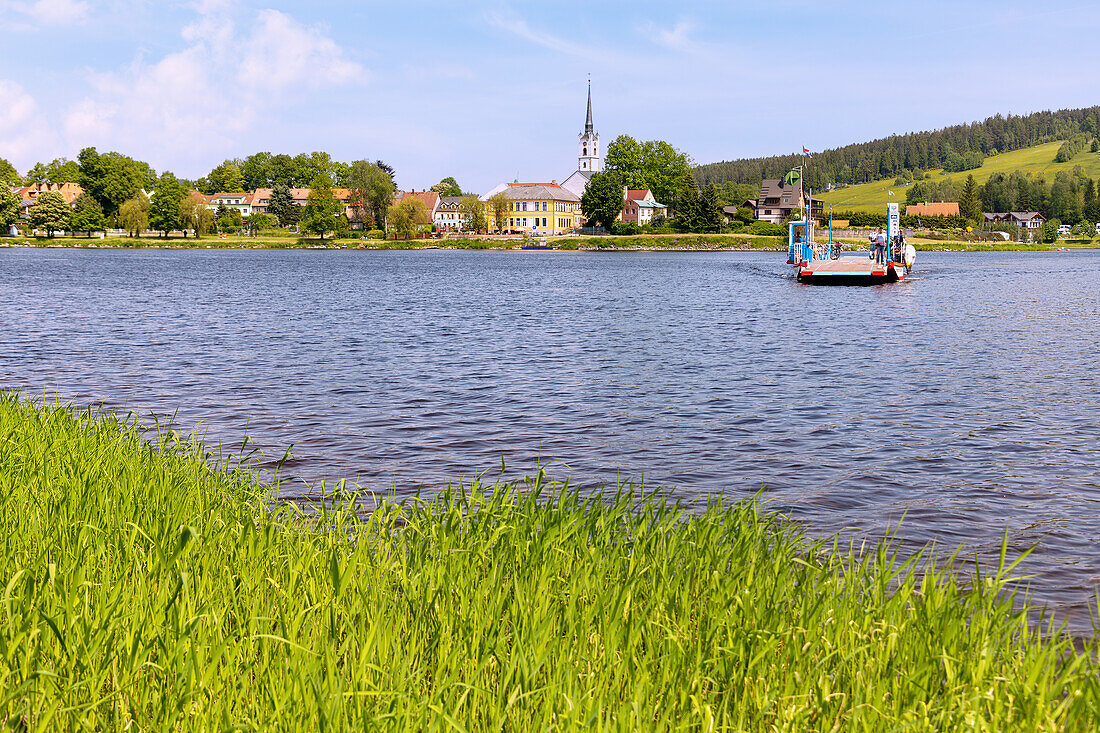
[982,211,1046,229]
[391,190,440,222]
[619,188,667,225]
[906,202,960,217]
[15,181,84,219]
[753,179,822,224]
[206,192,253,217]
[435,195,465,231]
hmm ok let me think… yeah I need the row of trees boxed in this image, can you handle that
[696,106,1100,191]
[579,168,748,235]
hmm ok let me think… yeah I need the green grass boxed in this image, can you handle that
[2,393,1099,729]
[819,141,1100,213]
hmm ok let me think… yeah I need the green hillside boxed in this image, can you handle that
[817,142,1100,213]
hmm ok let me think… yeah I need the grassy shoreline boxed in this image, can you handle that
[4,233,1094,253]
[2,394,1098,728]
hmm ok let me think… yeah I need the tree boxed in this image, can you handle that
[267,182,295,226]
[671,175,703,232]
[1,189,21,231]
[149,173,185,237]
[294,152,332,187]
[118,193,150,237]
[431,176,462,196]
[699,183,723,233]
[302,173,339,239]
[388,196,429,240]
[487,192,510,233]
[734,206,755,224]
[346,160,377,228]
[204,161,246,194]
[0,157,20,186]
[604,135,646,188]
[268,154,296,187]
[581,170,625,230]
[349,161,395,230]
[69,193,106,236]
[459,194,486,231]
[179,192,213,238]
[1092,139,1100,154]
[28,191,70,237]
[245,212,277,234]
[605,136,691,205]
[24,157,80,185]
[240,152,273,190]
[1041,219,1059,244]
[959,174,980,224]
[77,147,154,220]
[217,209,243,234]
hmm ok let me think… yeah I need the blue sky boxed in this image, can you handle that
[2,0,1098,194]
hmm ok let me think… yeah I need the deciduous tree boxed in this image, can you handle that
[302,173,339,239]
[241,152,273,190]
[77,147,154,220]
[431,176,462,196]
[387,196,429,240]
[0,189,21,231]
[459,194,486,231]
[0,157,20,186]
[348,161,395,231]
[118,193,150,237]
[179,192,213,238]
[149,173,185,237]
[69,193,106,236]
[487,192,510,233]
[581,171,625,230]
[204,161,246,194]
[28,191,70,237]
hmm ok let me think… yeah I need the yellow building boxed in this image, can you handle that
[483,181,584,235]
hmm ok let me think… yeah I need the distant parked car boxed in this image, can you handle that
[1057,224,1071,237]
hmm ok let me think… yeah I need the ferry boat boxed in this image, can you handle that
[784,167,915,284]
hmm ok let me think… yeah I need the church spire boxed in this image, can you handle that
[584,79,593,134]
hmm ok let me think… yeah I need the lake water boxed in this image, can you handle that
[2,247,1098,630]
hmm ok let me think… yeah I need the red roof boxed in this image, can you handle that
[625,189,652,201]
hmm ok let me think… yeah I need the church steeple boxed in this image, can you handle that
[584,80,594,135]
[577,79,601,173]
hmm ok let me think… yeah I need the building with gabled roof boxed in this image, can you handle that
[755,179,822,224]
[905,202,960,217]
[483,181,582,235]
[619,188,667,225]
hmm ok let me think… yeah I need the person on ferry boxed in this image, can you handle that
[871,227,887,266]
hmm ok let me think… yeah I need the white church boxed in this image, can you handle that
[560,81,602,198]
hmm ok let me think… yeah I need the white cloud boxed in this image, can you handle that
[485,8,600,59]
[61,5,365,174]
[650,20,696,52]
[239,10,363,91]
[8,0,91,25]
[0,79,56,169]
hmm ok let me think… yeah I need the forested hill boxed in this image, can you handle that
[694,106,1100,191]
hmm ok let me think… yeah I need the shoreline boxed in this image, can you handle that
[2,393,1098,727]
[2,236,1093,253]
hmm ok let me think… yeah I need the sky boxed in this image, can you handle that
[2,0,1099,194]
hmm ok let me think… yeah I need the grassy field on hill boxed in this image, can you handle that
[818,141,1100,213]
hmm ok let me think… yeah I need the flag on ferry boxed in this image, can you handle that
[802,146,812,156]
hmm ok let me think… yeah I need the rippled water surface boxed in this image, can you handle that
[3,247,1099,628]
